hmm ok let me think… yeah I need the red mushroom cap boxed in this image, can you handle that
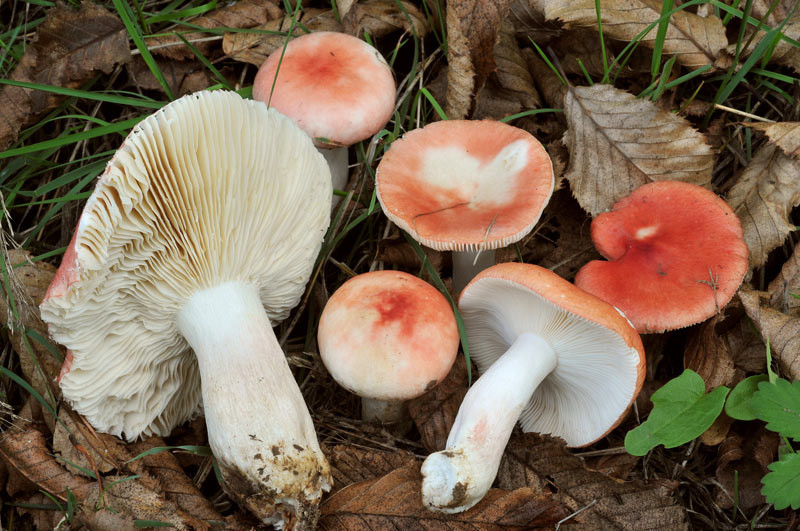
[317,270,459,402]
[376,120,554,252]
[253,31,396,148]
[574,181,748,333]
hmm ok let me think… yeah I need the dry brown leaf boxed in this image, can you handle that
[127,56,214,96]
[726,143,800,268]
[376,235,444,275]
[52,408,115,477]
[498,433,688,530]
[714,427,779,510]
[147,0,282,60]
[323,444,418,496]
[319,462,570,530]
[223,9,343,66]
[739,288,800,380]
[0,429,208,530]
[733,14,800,74]
[473,19,542,120]
[683,314,739,392]
[408,356,469,453]
[699,411,734,446]
[544,0,727,69]
[720,305,767,373]
[563,84,714,216]
[342,0,429,39]
[0,2,130,151]
[445,0,516,119]
[552,29,621,77]
[768,244,800,316]
[746,121,800,159]
[522,47,568,115]
[509,0,561,43]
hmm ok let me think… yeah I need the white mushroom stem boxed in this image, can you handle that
[361,397,407,424]
[177,282,330,528]
[321,146,349,210]
[421,332,556,513]
[452,250,496,293]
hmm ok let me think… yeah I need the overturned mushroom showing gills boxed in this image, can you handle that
[317,270,459,424]
[40,91,332,529]
[376,120,554,292]
[574,180,748,333]
[421,263,644,513]
[253,31,396,205]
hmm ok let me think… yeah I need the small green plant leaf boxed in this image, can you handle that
[624,369,729,456]
[761,451,800,510]
[751,379,800,440]
[726,374,769,421]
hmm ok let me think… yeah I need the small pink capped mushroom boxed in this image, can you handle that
[376,120,554,292]
[253,31,396,204]
[317,270,460,424]
[574,180,748,333]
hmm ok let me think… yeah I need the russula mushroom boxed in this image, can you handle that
[253,31,396,205]
[574,180,748,333]
[375,120,554,292]
[40,91,332,528]
[421,262,644,513]
[317,270,459,424]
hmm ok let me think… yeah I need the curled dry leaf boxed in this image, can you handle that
[53,407,115,477]
[497,433,689,530]
[768,244,800,316]
[223,9,342,66]
[342,0,429,40]
[522,48,567,116]
[731,15,800,74]
[544,0,727,69]
[509,0,561,43]
[127,56,214,97]
[683,313,740,392]
[746,121,800,160]
[376,235,444,275]
[319,462,570,530]
[323,444,418,496]
[444,0,516,119]
[715,427,779,510]
[408,356,469,453]
[739,288,800,380]
[563,84,714,216]
[147,0,282,60]
[0,2,130,151]
[726,143,800,268]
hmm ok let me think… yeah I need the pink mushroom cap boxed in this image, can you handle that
[317,270,460,402]
[574,180,748,333]
[253,31,396,148]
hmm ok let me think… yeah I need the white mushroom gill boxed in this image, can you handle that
[421,277,640,513]
[40,91,332,528]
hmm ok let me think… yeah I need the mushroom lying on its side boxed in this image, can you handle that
[40,91,332,529]
[421,263,645,513]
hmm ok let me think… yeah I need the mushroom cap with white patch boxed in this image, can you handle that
[40,90,332,441]
[459,263,645,447]
[376,120,554,252]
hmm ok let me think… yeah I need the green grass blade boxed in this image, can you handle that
[0,80,163,108]
[651,0,675,81]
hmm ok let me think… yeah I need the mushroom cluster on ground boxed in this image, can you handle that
[40,90,332,529]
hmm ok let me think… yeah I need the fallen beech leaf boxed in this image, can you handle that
[552,29,622,77]
[733,15,800,74]
[726,143,800,268]
[323,444,418,496]
[739,288,800,380]
[319,463,570,530]
[563,84,714,216]
[699,412,734,446]
[508,0,561,43]
[746,122,800,159]
[445,0,516,119]
[53,408,115,477]
[127,57,213,96]
[498,434,688,529]
[522,47,567,114]
[342,0,429,39]
[0,2,130,150]
[408,356,469,453]
[223,9,342,66]
[720,305,767,373]
[768,244,800,316]
[16,490,136,530]
[376,235,444,275]
[147,0,281,60]
[544,0,727,69]
[714,428,778,510]
[683,314,738,392]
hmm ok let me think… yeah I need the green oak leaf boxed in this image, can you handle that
[761,451,800,510]
[726,374,769,421]
[751,379,800,440]
[625,369,729,456]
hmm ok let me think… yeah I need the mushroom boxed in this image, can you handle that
[317,270,459,424]
[574,180,748,333]
[40,91,332,529]
[375,120,554,292]
[253,31,396,206]
[420,262,644,513]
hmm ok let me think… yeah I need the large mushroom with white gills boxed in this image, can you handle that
[40,91,332,529]
[421,263,645,513]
